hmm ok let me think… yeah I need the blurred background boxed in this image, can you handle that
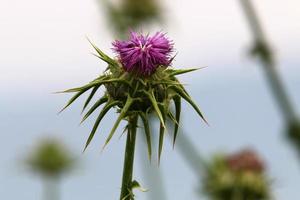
[1,0,300,199]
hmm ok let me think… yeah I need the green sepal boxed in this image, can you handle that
[137,78,147,87]
[169,68,200,76]
[87,38,117,67]
[170,85,208,124]
[144,90,166,128]
[153,80,182,86]
[139,112,152,161]
[131,180,148,192]
[61,78,131,93]
[167,111,178,125]
[83,100,120,151]
[172,96,181,147]
[103,96,134,148]
[81,96,109,124]
[57,76,105,93]
[82,86,100,113]
[59,88,91,113]
[158,103,167,164]
[94,78,131,87]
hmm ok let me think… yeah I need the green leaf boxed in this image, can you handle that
[103,96,134,148]
[87,38,117,66]
[83,100,119,151]
[131,180,148,192]
[144,90,166,128]
[172,96,181,147]
[139,112,152,161]
[59,88,90,113]
[171,86,208,124]
[81,86,100,113]
[81,96,109,123]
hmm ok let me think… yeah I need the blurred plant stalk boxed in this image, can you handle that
[140,117,207,200]
[175,129,207,177]
[240,0,297,122]
[43,177,60,200]
[138,119,168,200]
[240,0,300,152]
[99,0,162,38]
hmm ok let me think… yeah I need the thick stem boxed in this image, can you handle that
[240,0,298,123]
[175,132,207,177]
[44,177,60,200]
[120,115,138,200]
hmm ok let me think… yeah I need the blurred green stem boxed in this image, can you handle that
[176,131,207,177]
[120,115,138,200]
[139,119,168,200]
[44,177,60,200]
[240,0,298,123]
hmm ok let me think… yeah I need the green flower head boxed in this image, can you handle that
[60,32,207,161]
[25,139,75,177]
[103,0,162,37]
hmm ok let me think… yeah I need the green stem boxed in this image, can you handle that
[175,131,208,177]
[120,115,138,200]
[44,177,60,200]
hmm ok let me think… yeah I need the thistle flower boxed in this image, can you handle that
[113,32,173,76]
[60,31,206,200]
[202,150,271,200]
[226,149,264,173]
[60,31,205,157]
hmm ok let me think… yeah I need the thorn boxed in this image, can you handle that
[57,108,65,115]
[82,146,87,154]
[100,142,108,154]
[172,141,176,149]
[203,118,210,126]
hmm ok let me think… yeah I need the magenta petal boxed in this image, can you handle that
[112,31,173,76]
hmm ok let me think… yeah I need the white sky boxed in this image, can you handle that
[0,0,299,88]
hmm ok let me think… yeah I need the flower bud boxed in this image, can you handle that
[202,150,271,200]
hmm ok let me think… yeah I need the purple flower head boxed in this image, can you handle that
[112,31,173,76]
